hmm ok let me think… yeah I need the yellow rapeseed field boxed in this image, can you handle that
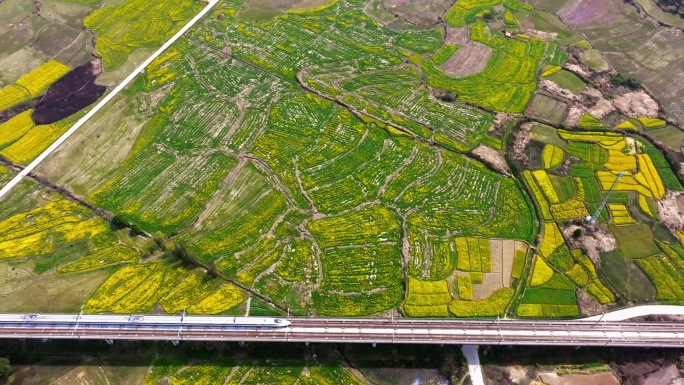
[607,204,636,225]
[188,282,247,314]
[404,277,452,317]
[542,144,563,169]
[15,60,70,97]
[530,254,554,287]
[0,199,107,260]
[615,120,637,130]
[532,170,560,204]
[539,222,564,258]
[0,110,34,148]
[0,84,31,112]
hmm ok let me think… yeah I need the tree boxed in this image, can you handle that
[0,357,10,385]
[611,73,640,90]
[572,228,583,238]
[482,11,495,21]
[438,91,457,103]
[172,242,201,267]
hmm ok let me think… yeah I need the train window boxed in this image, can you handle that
[275,319,283,323]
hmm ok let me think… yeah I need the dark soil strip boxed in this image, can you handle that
[31,60,106,125]
[0,103,33,124]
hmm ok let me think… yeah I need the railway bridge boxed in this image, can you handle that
[2,313,684,347]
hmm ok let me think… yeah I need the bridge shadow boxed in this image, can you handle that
[2,339,682,384]
[1,339,458,367]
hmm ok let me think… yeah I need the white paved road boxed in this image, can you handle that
[0,0,219,200]
[461,345,485,385]
[583,305,684,321]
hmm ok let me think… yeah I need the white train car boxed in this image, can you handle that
[0,314,291,328]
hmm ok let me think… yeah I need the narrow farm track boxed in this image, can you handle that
[0,0,221,200]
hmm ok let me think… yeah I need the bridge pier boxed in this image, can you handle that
[172,340,180,346]
[105,339,114,346]
[372,343,376,348]
[238,341,245,347]
[40,339,48,343]
[305,342,310,347]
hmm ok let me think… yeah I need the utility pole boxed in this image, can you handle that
[591,312,605,328]
[586,171,625,223]
[72,305,83,335]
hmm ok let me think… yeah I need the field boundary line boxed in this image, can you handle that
[0,0,220,200]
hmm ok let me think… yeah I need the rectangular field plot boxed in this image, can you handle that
[403,278,452,317]
[525,94,567,124]
[307,205,401,249]
[319,244,402,292]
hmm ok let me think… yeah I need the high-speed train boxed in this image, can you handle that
[0,313,291,328]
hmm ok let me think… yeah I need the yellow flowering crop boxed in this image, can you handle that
[59,245,139,274]
[404,277,451,317]
[1,122,69,165]
[636,117,666,128]
[638,194,655,218]
[541,66,562,77]
[516,303,543,317]
[530,254,554,287]
[539,222,564,258]
[607,204,636,225]
[573,252,615,304]
[637,154,665,199]
[187,282,247,314]
[599,139,626,151]
[454,236,492,273]
[0,110,34,148]
[550,199,589,221]
[84,263,158,313]
[604,150,636,171]
[15,60,70,97]
[0,199,104,260]
[565,263,589,287]
[558,129,621,142]
[448,288,514,317]
[457,275,473,300]
[542,144,564,169]
[574,177,585,200]
[0,84,31,112]
[290,0,340,15]
[160,270,222,313]
[615,120,637,130]
[532,170,560,204]
[523,171,553,220]
[596,171,653,197]
[110,265,166,313]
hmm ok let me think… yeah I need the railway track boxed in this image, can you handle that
[2,314,684,347]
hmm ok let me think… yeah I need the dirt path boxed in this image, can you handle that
[0,0,221,200]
